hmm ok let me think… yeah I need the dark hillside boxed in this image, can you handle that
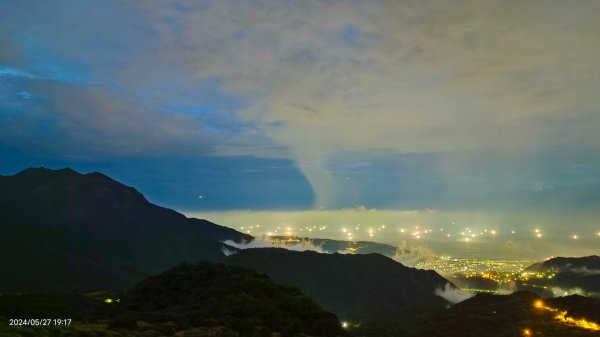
[0,167,251,292]
[225,248,450,317]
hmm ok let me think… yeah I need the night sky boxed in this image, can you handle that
[1,1,599,258]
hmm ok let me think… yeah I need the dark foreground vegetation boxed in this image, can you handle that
[0,262,349,337]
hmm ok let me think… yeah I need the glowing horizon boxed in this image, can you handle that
[187,209,600,260]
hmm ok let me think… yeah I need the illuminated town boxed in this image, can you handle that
[416,256,536,276]
[416,256,564,293]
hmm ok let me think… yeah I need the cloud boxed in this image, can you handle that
[221,245,237,257]
[495,282,517,295]
[568,267,600,276]
[392,241,436,267]
[549,287,586,297]
[0,1,276,158]
[335,249,356,255]
[29,82,211,155]
[0,81,216,157]
[435,283,475,304]
[2,0,600,210]
[134,0,600,207]
[222,238,325,253]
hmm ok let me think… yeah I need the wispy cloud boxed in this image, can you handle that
[568,267,600,276]
[435,283,475,304]
[393,241,436,267]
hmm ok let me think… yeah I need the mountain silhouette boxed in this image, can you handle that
[521,256,600,297]
[268,236,397,256]
[0,167,251,292]
[224,248,450,318]
[526,256,600,273]
[0,262,350,337]
[114,262,350,337]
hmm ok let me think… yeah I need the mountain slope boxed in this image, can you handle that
[268,236,397,256]
[520,256,600,297]
[415,291,600,337]
[118,262,349,337]
[0,167,251,292]
[224,248,450,318]
[526,256,600,273]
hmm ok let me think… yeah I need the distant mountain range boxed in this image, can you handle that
[224,248,450,318]
[268,236,397,256]
[0,167,250,292]
[526,256,600,273]
[520,255,600,297]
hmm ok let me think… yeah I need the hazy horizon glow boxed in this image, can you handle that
[187,209,600,259]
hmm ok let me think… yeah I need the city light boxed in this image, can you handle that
[242,221,600,249]
[533,300,600,331]
[417,257,535,283]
